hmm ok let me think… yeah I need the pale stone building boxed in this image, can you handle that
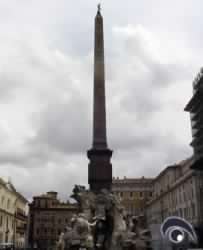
[0,178,27,247]
[112,177,153,216]
[146,157,202,242]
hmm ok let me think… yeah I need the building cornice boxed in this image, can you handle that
[0,207,15,217]
[112,177,154,184]
[30,206,78,212]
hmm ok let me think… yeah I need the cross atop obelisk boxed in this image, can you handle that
[97,3,101,12]
[87,6,113,192]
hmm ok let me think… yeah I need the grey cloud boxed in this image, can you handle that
[113,133,192,179]
[0,145,55,167]
[107,25,193,127]
[120,86,161,117]
[0,95,91,167]
[0,73,18,99]
[30,93,91,155]
[110,128,158,152]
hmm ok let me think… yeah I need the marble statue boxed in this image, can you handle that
[56,185,151,250]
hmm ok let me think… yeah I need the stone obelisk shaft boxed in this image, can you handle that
[93,9,107,149]
[87,7,112,192]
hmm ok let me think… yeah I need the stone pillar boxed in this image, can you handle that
[87,6,113,192]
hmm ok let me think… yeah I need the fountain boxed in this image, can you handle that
[56,185,151,250]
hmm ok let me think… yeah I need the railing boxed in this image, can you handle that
[16,225,26,231]
[15,211,27,220]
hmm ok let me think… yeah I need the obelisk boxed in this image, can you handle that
[87,5,113,192]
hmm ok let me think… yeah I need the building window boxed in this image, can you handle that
[140,192,143,198]
[120,192,123,197]
[1,196,4,205]
[130,192,133,198]
[191,188,194,199]
[184,208,187,218]
[192,203,196,218]
[7,199,10,209]
[0,216,3,227]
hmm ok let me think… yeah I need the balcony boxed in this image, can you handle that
[16,224,26,234]
[15,209,27,221]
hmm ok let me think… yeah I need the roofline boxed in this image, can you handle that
[0,179,28,203]
[152,156,194,183]
[152,165,178,183]
[112,177,154,184]
[15,191,28,203]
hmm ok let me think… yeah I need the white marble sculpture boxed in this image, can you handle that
[57,185,150,250]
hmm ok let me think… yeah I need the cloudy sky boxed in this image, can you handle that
[0,0,202,201]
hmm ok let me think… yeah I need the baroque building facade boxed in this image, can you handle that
[28,191,78,250]
[112,177,153,216]
[146,157,203,242]
[0,178,27,247]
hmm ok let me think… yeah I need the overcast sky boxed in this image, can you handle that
[0,0,202,201]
